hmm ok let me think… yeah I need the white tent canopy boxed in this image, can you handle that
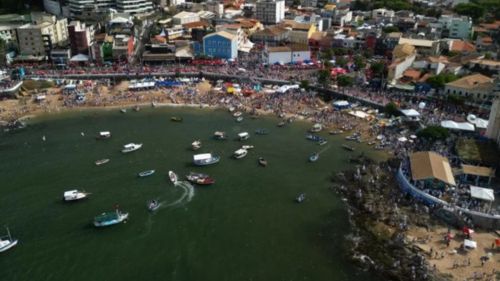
[333,100,349,107]
[464,239,477,249]
[467,114,489,129]
[401,109,420,117]
[470,186,495,202]
[70,54,89,62]
[440,120,475,131]
[348,110,369,119]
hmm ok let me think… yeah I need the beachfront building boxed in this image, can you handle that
[280,20,316,45]
[388,43,417,84]
[203,31,238,60]
[255,0,285,25]
[444,74,495,101]
[262,45,310,64]
[250,26,289,46]
[16,13,68,60]
[408,151,457,188]
[486,99,500,147]
[68,20,95,57]
[67,0,115,16]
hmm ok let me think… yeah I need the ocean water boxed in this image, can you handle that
[0,107,383,281]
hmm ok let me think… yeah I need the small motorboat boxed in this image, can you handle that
[236,116,243,122]
[233,111,243,117]
[95,158,110,166]
[138,170,155,177]
[255,128,269,135]
[63,190,90,201]
[147,200,160,212]
[342,144,355,151]
[233,148,248,159]
[295,193,306,203]
[241,145,254,150]
[318,140,328,146]
[0,227,18,253]
[238,132,249,141]
[306,134,322,142]
[310,123,322,133]
[120,109,127,113]
[133,106,140,112]
[277,121,285,127]
[168,171,178,184]
[186,173,215,185]
[258,157,267,167]
[121,143,142,153]
[309,153,319,162]
[214,131,226,140]
[193,153,220,166]
[96,131,111,139]
[171,116,183,122]
[93,209,128,227]
[228,106,236,112]
[192,140,201,150]
[329,130,344,135]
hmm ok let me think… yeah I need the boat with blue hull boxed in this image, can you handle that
[93,209,129,227]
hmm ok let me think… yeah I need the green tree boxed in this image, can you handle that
[382,26,400,34]
[454,3,485,22]
[447,94,465,106]
[370,62,385,77]
[426,73,458,89]
[333,48,347,56]
[417,126,450,141]
[300,80,310,90]
[336,56,348,68]
[384,102,400,117]
[354,55,366,69]
[320,49,334,61]
[317,69,331,86]
[351,0,372,11]
[337,75,354,87]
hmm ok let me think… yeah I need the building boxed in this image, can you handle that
[262,45,310,64]
[206,1,224,18]
[68,21,95,56]
[388,43,417,83]
[371,8,395,19]
[16,13,68,59]
[398,37,441,56]
[43,0,70,17]
[444,73,495,101]
[115,0,153,14]
[111,34,135,61]
[67,0,115,16]
[255,0,285,25]
[173,11,200,25]
[486,99,500,147]
[281,20,316,45]
[250,26,289,45]
[203,31,238,59]
[0,24,21,43]
[438,15,472,40]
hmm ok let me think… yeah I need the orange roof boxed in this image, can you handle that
[182,21,209,29]
[479,36,493,44]
[450,40,476,53]
[403,69,421,80]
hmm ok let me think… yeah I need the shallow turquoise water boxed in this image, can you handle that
[0,107,382,281]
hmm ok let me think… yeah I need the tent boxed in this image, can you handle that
[470,186,495,202]
[348,110,369,119]
[398,136,408,142]
[464,239,477,249]
[333,100,350,109]
[401,109,420,117]
[440,120,475,132]
[70,54,89,62]
[418,102,426,109]
[467,114,488,129]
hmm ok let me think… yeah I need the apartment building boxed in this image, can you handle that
[255,0,285,25]
[68,20,95,56]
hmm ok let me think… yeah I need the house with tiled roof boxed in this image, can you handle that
[388,43,417,84]
[475,35,494,52]
[448,39,476,54]
[444,73,496,101]
[250,26,289,46]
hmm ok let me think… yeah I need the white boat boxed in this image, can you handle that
[97,131,111,139]
[193,153,220,166]
[228,106,235,112]
[93,209,129,227]
[310,123,323,133]
[95,159,110,166]
[138,170,155,177]
[214,131,226,140]
[233,111,243,117]
[236,116,244,122]
[121,143,142,153]
[63,190,90,201]
[192,140,201,150]
[0,227,18,253]
[241,145,254,150]
[168,171,178,184]
[233,148,248,159]
[238,132,250,141]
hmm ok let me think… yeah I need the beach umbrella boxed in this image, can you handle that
[418,102,426,109]
[410,135,417,139]
[462,226,474,236]
[495,238,500,247]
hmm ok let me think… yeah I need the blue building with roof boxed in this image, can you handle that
[203,31,238,59]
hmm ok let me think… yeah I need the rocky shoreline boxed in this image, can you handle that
[332,156,452,281]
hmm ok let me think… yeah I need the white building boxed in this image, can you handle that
[170,0,185,5]
[0,24,21,43]
[67,0,115,16]
[206,1,224,18]
[262,45,310,64]
[444,74,496,101]
[371,8,395,19]
[438,15,472,40]
[388,43,417,84]
[116,0,153,14]
[256,0,285,25]
[172,11,200,25]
